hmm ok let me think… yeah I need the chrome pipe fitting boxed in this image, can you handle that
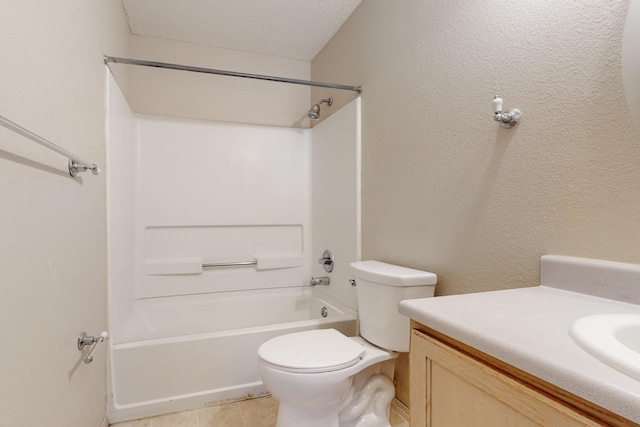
[78,331,108,364]
[310,277,330,286]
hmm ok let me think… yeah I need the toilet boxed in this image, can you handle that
[257,260,437,427]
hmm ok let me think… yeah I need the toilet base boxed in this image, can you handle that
[339,373,395,427]
[274,363,396,427]
[259,336,398,427]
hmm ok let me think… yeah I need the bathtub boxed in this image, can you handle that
[107,287,357,423]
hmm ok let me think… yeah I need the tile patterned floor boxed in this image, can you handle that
[110,396,409,427]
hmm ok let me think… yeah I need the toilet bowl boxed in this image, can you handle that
[257,261,437,427]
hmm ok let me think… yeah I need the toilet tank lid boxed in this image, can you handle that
[350,261,437,287]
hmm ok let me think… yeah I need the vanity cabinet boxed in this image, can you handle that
[409,328,614,427]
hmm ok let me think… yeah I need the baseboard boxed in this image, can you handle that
[392,398,410,422]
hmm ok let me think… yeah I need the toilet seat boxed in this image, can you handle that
[258,329,365,373]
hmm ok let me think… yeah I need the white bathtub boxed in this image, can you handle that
[107,287,357,423]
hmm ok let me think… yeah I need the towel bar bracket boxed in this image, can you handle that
[68,159,101,177]
[0,114,101,177]
[77,331,108,364]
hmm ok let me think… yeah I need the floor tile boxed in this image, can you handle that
[149,410,198,427]
[110,420,151,427]
[110,395,409,427]
[389,408,410,427]
[237,397,278,427]
[198,404,244,427]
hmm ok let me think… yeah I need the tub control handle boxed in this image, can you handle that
[78,331,108,364]
[318,249,334,273]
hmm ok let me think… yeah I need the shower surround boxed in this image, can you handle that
[106,73,360,422]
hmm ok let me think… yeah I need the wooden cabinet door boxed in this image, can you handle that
[409,330,605,427]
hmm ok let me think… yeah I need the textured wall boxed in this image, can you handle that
[0,2,130,426]
[623,0,640,130]
[312,0,640,297]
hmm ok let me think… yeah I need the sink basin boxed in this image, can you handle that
[569,314,640,382]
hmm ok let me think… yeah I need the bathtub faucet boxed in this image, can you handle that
[310,277,330,286]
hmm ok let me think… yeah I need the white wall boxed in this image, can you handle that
[311,99,361,310]
[106,72,138,350]
[136,116,312,299]
[110,35,313,128]
[0,2,130,426]
[106,76,361,421]
[312,1,640,297]
[107,80,364,345]
[107,77,315,343]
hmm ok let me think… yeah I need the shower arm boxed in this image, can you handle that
[316,98,333,108]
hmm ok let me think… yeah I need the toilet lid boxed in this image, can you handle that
[258,329,365,373]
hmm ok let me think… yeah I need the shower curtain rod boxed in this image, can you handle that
[104,55,363,93]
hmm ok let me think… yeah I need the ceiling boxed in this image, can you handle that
[121,0,361,61]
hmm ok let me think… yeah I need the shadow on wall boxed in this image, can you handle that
[0,148,77,179]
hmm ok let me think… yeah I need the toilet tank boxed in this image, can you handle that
[350,261,437,352]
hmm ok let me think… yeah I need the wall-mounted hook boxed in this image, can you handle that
[492,96,522,128]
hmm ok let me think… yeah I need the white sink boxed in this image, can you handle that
[569,314,640,382]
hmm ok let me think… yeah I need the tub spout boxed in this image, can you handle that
[310,277,330,286]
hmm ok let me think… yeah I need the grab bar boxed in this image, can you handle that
[0,114,101,177]
[202,260,257,268]
[145,255,304,275]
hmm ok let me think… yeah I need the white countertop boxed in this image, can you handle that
[399,285,640,423]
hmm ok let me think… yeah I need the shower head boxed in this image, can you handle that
[307,105,321,120]
[306,97,333,120]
